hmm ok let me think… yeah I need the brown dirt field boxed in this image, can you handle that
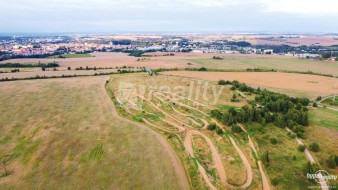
[162,71,338,99]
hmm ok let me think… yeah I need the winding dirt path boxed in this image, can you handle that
[104,79,190,190]
[184,130,227,190]
[114,83,256,189]
[238,124,271,190]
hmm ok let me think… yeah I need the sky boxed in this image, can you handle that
[1,0,338,33]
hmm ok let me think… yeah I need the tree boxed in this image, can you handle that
[312,103,318,107]
[67,67,71,70]
[207,123,217,131]
[216,128,223,135]
[328,155,337,169]
[336,57,338,61]
[298,145,306,152]
[316,96,322,101]
[218,80,226,85]
[309,142,320,152]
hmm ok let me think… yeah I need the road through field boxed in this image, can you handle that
[103,78,190,190]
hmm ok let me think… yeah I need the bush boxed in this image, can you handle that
[328,155,337,169]
[289,133,297,139]
[270,138,278,145]
[198,67,207,71]
[207,123,217,131]
[67,67,71,70]
[316,96,322,101]
[218,80,226,85]
[262,151,270,166]
[304,162,320,182]
[312,103,318,107]
[216,128,223,135]
[298,145,306,152]
[231,124,242,133]
[230,86,236,90]
[271,178,279,186]
[309,142,320,152]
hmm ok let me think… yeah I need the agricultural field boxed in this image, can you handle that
[2,52,338,76]
[163,71,338,99]
[0,76,186,189]
[1,55,337,190]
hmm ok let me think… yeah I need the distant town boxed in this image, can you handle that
[0,34,337,61]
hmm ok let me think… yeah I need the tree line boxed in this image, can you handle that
[0,62,59,68]
[212,80,310,138]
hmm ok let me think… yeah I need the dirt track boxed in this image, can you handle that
[184,130,227,190]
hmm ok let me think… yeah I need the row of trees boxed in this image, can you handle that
[0,62,59,68]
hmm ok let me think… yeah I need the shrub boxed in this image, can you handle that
[316,96,322,101]
[216,128,223,135]
[218,80,226,85]
[312,103,318,107]
[298,145,306,152]
[270,138,278,145]
[67,67,71,70]
[262,151,270,166]
[328,155,337,169]
[230,86,236,90]
[309,142,320,152]
[207,123,217,131]
[271,178,279,186]
[289,133,297,139]
[231,124,242,133]
[198,67,207,71]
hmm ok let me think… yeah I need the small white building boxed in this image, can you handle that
[263,49,273,54]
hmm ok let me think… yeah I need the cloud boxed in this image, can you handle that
[0,0,337,32]
[258,0,338,14]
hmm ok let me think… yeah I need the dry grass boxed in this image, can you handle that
[163,71,338,99]
[0,76,183,189]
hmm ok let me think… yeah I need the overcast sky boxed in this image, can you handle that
[1,0,338,33]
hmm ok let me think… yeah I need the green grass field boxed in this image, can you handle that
[0,76,183,189]
[48,53,92,58]
[245,123,313,190]
[321,97,338,108]
[185,57,338,76]
[309,107,338,130]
